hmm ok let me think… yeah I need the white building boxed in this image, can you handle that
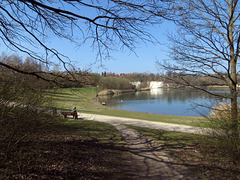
[131,81,163,89]
[149,81,163,89]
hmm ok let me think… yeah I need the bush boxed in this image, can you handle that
[99,76,135,90]
[205,102,240,164]
[0,75,63,178]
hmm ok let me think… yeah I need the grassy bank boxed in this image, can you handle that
[47,87,208,127]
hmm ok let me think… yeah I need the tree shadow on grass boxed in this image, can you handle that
[132,127,240,180]
[0,121,133,180]
[1,140,128,179]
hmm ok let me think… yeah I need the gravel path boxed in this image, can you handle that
[114,124,201,179]
[79,113,203,179]
[79,113,209,135]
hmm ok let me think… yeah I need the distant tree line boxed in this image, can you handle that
[0,54,92,89]
[2,54,232,90]
[164,71,230,88]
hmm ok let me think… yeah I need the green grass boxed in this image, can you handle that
[46,87,208,127]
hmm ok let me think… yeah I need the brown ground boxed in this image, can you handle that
[1,119,240,179]
[113,124,201,180]
[0,122,133,180]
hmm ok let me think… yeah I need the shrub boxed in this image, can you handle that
[206,102,240,164]
[0,75,63,178]
[99,76,135,90]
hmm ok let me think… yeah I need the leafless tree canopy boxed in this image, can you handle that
[155,1,240,163]
[158,0,240,94]
[0,0,171,80]
[157,0,240,155]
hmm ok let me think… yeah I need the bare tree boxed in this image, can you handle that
[157,0,240,161]
[0,0,171,82]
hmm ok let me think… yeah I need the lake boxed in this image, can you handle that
[98,88,225,117]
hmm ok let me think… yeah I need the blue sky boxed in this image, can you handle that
[0,2,176,75]
[58,37,168,74]
[1,21,175,74]
[52,21,176,74]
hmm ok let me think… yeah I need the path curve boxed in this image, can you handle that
[79,113,210,135]
[114,124,201,179]
[79,113,203,179]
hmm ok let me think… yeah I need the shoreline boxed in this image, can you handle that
[50,88,206,127]
[97,85,230,96]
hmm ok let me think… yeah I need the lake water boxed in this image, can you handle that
[99,88,224,117]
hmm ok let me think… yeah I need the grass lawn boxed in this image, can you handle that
[47,87,208,127]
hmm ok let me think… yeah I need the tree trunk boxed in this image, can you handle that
[229,0,239,163]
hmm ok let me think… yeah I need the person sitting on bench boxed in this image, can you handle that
[61,107,78,119]
[72,107,77,113]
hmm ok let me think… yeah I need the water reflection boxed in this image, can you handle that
[150,88,163,96]
[99,88,224,116]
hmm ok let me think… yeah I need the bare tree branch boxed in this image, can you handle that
[0,0,169,82]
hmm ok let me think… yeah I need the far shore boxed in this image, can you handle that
[97,88,152,96]
[97,85,230,96]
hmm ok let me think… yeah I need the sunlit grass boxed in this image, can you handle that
[46,87,208,127]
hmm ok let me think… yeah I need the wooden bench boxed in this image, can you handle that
[61,111,78,119]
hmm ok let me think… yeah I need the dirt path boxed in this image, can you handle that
[113,124,201,179]
[80,113,203,179]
